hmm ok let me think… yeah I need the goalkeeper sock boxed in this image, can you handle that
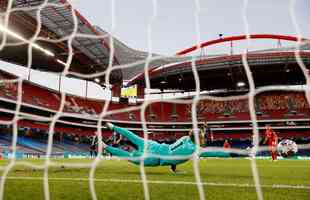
[106,122,114,130]
[101,140,108,149]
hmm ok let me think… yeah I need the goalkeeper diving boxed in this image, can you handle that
[101,122,210,172]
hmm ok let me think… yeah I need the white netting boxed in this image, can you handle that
[0,0,309,200]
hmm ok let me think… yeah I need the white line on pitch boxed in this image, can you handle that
[3,176,310,190]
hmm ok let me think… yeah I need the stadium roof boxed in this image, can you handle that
[126,35,310,91]
[0,0,121,84]
[1,1,310,90]
[94,26,197,81]
[0,0,193,84]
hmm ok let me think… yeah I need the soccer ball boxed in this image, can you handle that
[277,139,298,158]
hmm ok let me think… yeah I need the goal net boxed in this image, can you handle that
[0,0,309,200]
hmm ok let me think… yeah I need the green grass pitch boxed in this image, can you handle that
[0,158,309,200]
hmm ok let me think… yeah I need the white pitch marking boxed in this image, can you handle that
[4,176,310,190]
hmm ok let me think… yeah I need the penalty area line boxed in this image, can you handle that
[3,176,310,190]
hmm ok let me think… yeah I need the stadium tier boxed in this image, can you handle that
[0,69,310,141]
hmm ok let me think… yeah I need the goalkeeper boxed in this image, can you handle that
[102,123,205,172]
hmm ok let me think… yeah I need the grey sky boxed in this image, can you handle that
[70,0,310,55]
[1,0,309,99]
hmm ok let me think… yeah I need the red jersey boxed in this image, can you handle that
[223,141,231,149]
[265,129,278,146]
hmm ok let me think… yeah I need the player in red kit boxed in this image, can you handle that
[263,125,278,161]
[223,139,231,149]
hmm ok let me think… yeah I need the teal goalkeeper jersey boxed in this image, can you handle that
[126,136,197,166]
[159,136,197,166]
[105,125,197,166]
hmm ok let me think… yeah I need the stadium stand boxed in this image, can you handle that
[0,129,89,157]
[1,69,310,123]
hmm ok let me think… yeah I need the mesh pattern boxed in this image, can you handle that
[0,1,309,200]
